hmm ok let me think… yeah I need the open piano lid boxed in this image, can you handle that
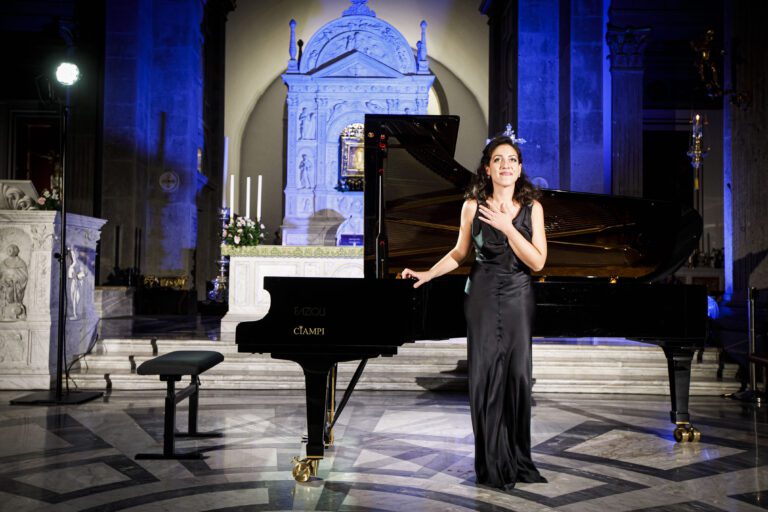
[364,114,702,282]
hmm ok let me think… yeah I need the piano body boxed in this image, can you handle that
[237,115,707,481]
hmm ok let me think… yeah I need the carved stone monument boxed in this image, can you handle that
[0,211,106,389]
[281,0,434,245]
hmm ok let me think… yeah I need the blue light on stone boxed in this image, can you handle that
[707,295,719,320]
[281,1,434,246]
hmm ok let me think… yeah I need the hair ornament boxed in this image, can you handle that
[485,123,527,146]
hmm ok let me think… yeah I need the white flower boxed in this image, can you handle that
[221,229,227,238]
[234,235,240,244]
[260,223,266,229]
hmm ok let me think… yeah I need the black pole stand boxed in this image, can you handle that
[11,87,103,406]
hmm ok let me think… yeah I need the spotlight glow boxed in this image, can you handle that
[55,62,80,86]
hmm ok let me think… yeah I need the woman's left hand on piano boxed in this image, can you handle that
[401,268,431,288]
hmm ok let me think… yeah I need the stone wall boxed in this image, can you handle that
[101,0,204,286]
[725,1,768,297]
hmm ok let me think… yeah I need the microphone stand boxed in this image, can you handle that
[11,87,102,405]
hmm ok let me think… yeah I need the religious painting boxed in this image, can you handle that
[338,123,365,192]
[9,111,60,196]
[0,180,39,210]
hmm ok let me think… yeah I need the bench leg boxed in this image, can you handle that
[163,377,177,456]
[175,376,223,439]
[136,377,211,460]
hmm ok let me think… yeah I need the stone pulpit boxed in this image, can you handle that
[281,0,434,245]
[0,211,106,389]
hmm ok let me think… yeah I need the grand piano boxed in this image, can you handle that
[237,115,707,481]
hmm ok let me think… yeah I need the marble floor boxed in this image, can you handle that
[1,390,767,511]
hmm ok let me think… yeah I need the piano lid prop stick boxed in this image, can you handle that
[256,175,262,222]
[245,176,251,219]
[229,174,236,215]
[222,136,229,208]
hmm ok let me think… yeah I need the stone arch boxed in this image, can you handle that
[300,16,416,74]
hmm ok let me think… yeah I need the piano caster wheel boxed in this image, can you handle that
[673,425,701,443]
[690,427,701,442]
[291,457,319,482]
[674,427,689,442]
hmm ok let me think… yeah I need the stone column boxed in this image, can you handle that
[724,1,768,299]
[101,0,152,280]
[516,0,562,189]
[145,0,205,284]
[480,0,518,137]
[569,0,605,193]
[606,25,650,197]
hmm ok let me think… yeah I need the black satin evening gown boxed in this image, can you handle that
[464,201,546,489]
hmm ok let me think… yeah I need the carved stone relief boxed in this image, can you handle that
[297,154,314,189]
[298,107,316,140]
[30,224,54,250]
[0,228,32,322]
[282,2,433,245]
[0,332,25,363]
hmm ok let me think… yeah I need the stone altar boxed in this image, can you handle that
[0,211,107,389]
[281,0,434,245]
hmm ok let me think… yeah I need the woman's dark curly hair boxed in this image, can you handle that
[465,136,540,206]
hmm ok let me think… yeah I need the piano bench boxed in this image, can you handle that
[134,350,224,460]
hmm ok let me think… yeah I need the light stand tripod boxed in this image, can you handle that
[11,63,102,406]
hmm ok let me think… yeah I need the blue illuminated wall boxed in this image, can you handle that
[516,0,604,193]
[517,0,561,189]
[101,0,204,281]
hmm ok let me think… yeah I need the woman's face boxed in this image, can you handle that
[485,144,521,189]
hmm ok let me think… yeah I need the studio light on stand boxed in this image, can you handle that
[11,62,103,406]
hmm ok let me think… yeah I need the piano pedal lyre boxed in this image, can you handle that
[673,423,701,443]
[291,456,319,482]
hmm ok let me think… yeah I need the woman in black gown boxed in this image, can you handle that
[402,136,548,489]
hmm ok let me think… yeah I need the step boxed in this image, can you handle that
[66,336,740,396]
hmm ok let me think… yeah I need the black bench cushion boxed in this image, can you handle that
[137,351,224,376]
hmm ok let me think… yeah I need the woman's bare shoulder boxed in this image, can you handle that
[460,198,478,222]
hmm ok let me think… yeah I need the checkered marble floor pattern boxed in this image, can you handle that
[1,390,766,511]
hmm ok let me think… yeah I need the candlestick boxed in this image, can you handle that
[257,175,263,222]
[222,136,229,208]
[229,174,235,215]
[245,176,252,219]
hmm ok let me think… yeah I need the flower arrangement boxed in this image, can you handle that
[36,188,61,210]
[222,216,265,246]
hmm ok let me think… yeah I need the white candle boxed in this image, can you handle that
[222,137,229,208]
[256,175,263,222]
[245,176,252,219]
[229,174,235,214]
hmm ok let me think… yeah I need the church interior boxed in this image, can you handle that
[0,0,767,510]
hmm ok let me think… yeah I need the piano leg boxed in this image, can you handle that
[282,357,335,482]
[662,346,701,442]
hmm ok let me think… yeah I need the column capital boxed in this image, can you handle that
[606,25,651,71]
